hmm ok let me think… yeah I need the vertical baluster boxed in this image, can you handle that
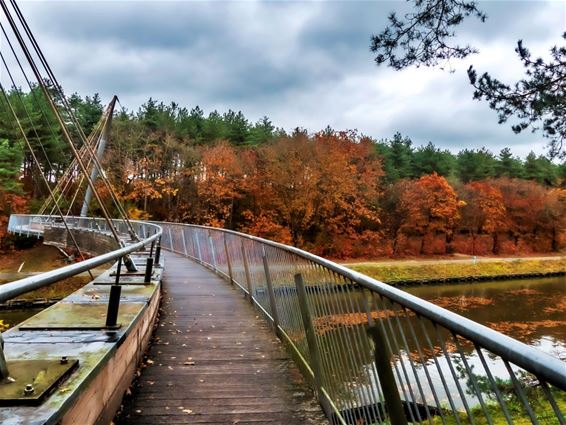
[262,247,279,331]
[224,234,234,285]
[241,241,254,303]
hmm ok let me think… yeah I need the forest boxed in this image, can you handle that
[1,88,566,258]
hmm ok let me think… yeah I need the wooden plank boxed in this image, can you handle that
[116,251,327,425]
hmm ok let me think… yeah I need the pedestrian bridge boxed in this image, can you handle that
[2,214,566,425]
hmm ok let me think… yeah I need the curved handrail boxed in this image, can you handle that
[4,214,162,303]
[156,221,566,424]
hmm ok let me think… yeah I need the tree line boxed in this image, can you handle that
[1,90,566,257]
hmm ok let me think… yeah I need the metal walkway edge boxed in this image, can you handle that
[116,251,327,424]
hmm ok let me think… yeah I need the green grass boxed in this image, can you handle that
[349,259,566,284]
[429,387,566,424]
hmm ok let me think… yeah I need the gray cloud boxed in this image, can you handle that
[5,0,564,158]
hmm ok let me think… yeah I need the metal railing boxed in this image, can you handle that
[5,214,162,303]
[157,221,566,425]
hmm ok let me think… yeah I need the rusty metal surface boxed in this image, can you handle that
[0,359,78,406]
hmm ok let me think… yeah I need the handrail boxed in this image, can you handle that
[156,221,566,425]
[5,214,162,303]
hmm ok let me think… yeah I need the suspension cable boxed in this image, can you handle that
[0,0,124,245]
[0,83,94,278]
[0,19,93,213]
[9,0,138,238]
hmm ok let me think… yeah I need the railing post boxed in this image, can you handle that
[262,247,279,331]
[144,257,154,283]
[224,234,234,285]
[241,241,253,303]
[181,228,188,256]
[367,324,407,425]
[155,238,162,267]
[294,273,331,417]
[168,227,173,252]
[208,232,217,270]
[195,232,202,262]
[106,257,123,328]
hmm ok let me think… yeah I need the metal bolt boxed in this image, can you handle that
[23,384,34,395]
[60,356,68,365]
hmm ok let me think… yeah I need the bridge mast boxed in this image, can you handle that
[80,96,117,218]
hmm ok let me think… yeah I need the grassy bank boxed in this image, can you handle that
[348,257,566,285]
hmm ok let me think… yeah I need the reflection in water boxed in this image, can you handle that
[315,276,566,417]
[0,308,43,329]
[406,276,566,347]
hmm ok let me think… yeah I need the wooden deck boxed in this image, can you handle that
[116,251,327,424]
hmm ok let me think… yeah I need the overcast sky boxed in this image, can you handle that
[7,0,566,157]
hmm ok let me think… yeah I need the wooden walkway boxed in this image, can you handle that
[116,251,327,424]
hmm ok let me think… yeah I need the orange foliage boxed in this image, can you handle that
[397,173,463,254]
[193,142,243,227]
[241,131,383,256]
[461,181,507,234]
[0,192,28,249]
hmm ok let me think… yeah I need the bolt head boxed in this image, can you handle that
[60,356,68,364]
[24,384,34,395]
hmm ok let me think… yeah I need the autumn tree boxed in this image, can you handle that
[490,178,546,252]
[538,188,566,251]
[459,181,507,254]
[242,131,383,257]
[397,173,463,254]
[191,142,243,228]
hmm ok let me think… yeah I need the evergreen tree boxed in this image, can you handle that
[524,151,557,185]
[223,110,249,146]
[0,139,23,193]
[376,132,414,183]
[495,147,523,179]
[456,148,496,182]
[413,142,455,177]
[202,110,227,143]
[247,116,274,146]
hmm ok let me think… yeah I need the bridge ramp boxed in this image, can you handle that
[117,251,326,424]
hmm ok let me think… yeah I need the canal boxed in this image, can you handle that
[309,275,566,419]
[406,276,566,359]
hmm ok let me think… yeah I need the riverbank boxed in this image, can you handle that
[0,245,103,301]
[345,256,566,286]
